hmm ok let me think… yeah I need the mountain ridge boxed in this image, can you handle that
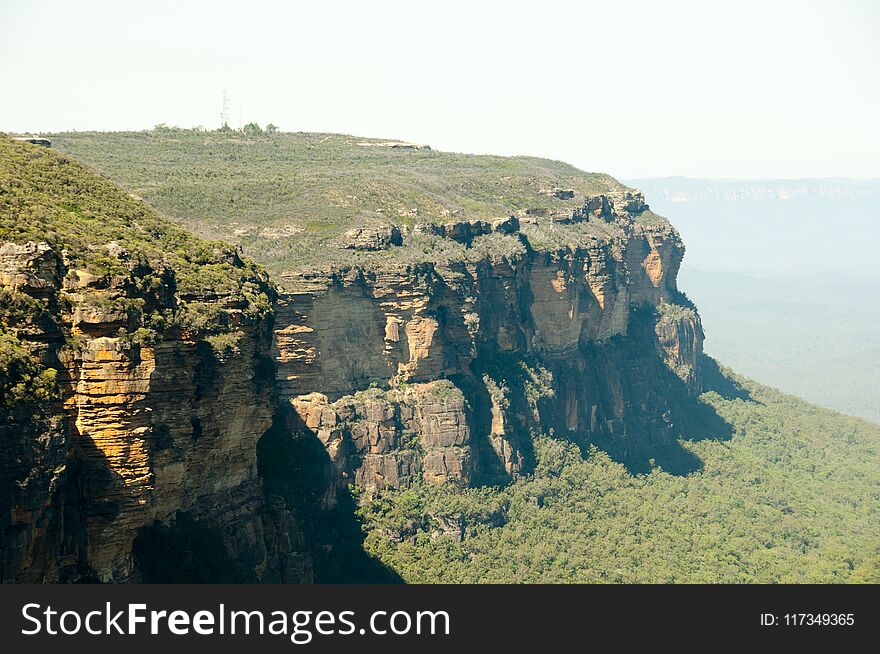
[2,133,877,583]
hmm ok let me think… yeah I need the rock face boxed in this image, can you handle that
[291,381,475,497]
[274,194,704,500]
[0,242,312,583]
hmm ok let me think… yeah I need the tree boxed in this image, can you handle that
[265,123,279,135]
[242,122,264,137]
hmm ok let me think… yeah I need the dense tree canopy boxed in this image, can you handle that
[358,371,880,583]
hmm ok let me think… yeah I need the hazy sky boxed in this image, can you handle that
[1,0,878,178]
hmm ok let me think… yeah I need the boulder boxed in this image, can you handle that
[341,225,403,251]
[0,241,61,295]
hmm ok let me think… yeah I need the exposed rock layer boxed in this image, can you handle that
[0,242,312,582]
[274,197,704,498]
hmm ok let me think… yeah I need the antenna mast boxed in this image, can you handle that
[221,90,229,128]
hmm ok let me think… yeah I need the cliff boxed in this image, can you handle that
[0,139,311,582]
[6,131,705,581]
[272,191,704,508]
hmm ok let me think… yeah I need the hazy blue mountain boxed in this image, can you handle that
[628,177,880,276]
[628,177,880,423]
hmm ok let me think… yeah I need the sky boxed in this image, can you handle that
[1,0,878,178]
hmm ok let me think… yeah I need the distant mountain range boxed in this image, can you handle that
[627,177,880,276]
[628,177,879,423]
[628,177,880,203]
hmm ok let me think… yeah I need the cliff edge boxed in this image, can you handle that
[272,189,704,509]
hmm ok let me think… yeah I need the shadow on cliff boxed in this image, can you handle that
[133,512,251,582]
[67,424,139,582]
[0,414,91,582]
[257,407,403,584]
[466,347,731,478]
[699,355,755,402]
[451,369,537,486]
[557,309,754,478]
[598,352,757,476]
[62,429,234,583]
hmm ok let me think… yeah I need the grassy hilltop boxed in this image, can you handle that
[0,135,268,294]
[50,128,663,282]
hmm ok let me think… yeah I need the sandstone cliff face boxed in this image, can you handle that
[274,194,705,499]
[2,135,705,582]
[0,242,311,583]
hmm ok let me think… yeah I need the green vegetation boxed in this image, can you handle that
[0,284,59,423]
[0,135,268,296]
[0,331,57,417]
[203,330,245,357]
[657,299,697,322]
[359,367,880,583]
[0,136,274,422]
[49,128,656,282]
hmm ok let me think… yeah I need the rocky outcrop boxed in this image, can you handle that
[411,215,520,244]
[341,225,403,251]
[0,241,312,583]
[11,136,51,147]
[273,196,704,499]
[291,381,474,496]
[655,303,704,393]
[357,141,432,151]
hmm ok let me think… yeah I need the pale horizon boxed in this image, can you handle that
[2,0,879,179]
